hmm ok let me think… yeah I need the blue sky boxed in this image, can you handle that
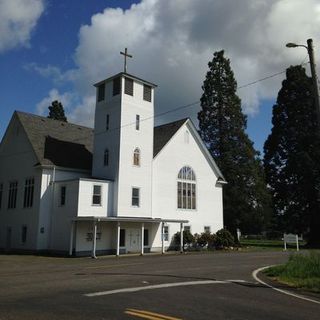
[1,0,319,153]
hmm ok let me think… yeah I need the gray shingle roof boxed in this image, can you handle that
[16,111,93,170]
[153,118,188,157]
[15,111,187,170]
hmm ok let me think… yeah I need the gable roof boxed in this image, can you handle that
[153,118,188,157]
[15,111,93,170]
[11,112,224,181]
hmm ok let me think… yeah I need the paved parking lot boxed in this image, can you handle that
[0,251,319,319]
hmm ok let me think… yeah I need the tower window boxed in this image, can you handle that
[98,83,105,102]
[131,187,140,207]
[104,149,109,166]
[136,115,140,130]
[125,78,134,96]
[23,177,34,208]
[133,148,140,166]
[113,77,121,96]
[8,181,18,209]
[106,114,109,131]
[60,186,66,206]
[92,185,102,205]
[143,85,152,102]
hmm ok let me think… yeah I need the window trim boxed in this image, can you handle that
[106,114,109,131]
[143,84,152,102]
[97,83,105,102]
[124,77,134,96]
[60,185,66,206]
[177,166,196,210]
[8,180,18,209]
[23,177,34,208]
[133,148,141,166]
[131,187,140,207]
[92,185,102,206]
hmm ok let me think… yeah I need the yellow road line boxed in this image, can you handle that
[86,263,143,269]
[125,308,182,320]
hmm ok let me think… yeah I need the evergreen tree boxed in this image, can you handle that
[198,50,271,236]
[264,65,320,246]
[47,100,68,122]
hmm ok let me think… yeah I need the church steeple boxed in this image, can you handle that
[92,71,156,217]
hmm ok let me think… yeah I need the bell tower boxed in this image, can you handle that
[92,72,156,217]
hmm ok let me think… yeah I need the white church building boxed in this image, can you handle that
[0,71,225,257]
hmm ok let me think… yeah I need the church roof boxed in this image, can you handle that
[15,111,93,170]
[14,111,187,170]
[153,118,188,157]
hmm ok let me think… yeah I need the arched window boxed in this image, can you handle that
[133,148,140,166]
[177,166,196,210]
[104,149,109,166]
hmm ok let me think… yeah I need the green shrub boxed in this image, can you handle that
[214,229,235,248]
[173,230,195,249]
[196,232,213,248]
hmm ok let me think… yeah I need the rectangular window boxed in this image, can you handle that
[113,77,121,96]
[8,181,18,209]
[163,226,169,241]
[23,178,34,208]
[106,114,109,131]
[136,114,140,130]
[144,229,149,246]
[120,229,126,247]
[131,187,140,207]
[204,226,211,234]
[98,83,105,102]
[177,182,182,208]
[125,77,134,96]
[143,84,152,102]
[184,225,191,232]
[0,183,3,210]
[60,186,66,206]
[92,185,102,205]
[22,225,27,243]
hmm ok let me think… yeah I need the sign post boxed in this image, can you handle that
[283,233,299,251]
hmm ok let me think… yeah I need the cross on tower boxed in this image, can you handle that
[120,48,133,73]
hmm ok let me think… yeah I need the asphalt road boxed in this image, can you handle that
[0,251,319,319]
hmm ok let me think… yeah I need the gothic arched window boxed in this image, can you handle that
[177,166,196,210]
[133,148,140,166]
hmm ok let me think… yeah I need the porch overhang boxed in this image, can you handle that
[69,216,189,258]
[72,216,189,224]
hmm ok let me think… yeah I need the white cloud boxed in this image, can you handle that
[36,89,74,116]
[38,0,320,127]
[0,0,45,53]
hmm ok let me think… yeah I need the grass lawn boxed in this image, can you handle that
[264,251,320,293]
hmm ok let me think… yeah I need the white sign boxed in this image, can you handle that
[283,233,299,251]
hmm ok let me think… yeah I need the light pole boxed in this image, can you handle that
[286,39,320,126]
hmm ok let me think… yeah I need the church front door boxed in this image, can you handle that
[126,228,140,253]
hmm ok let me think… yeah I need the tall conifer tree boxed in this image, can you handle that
[264,65,320,246]
[198,50,271,235]
[47,100,68,122]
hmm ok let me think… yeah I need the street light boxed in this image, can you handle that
[286,39,320,126]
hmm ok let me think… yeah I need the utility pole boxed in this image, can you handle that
[286,39,320,127]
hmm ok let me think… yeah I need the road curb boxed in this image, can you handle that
[252,265,320,305]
